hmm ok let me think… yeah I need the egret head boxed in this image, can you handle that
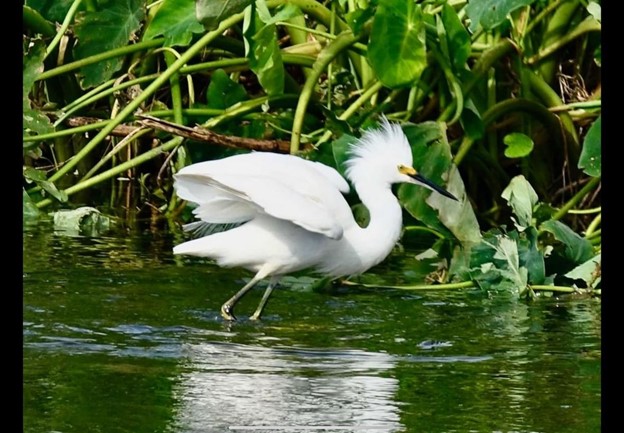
[345,117,458,201]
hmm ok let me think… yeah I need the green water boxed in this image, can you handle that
[23,222,601,433]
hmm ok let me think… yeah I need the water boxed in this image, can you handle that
[23,222,601,433]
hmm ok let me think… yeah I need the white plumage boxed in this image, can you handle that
[173,117,457,320]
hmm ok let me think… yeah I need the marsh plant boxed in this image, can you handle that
[23,0,601,296]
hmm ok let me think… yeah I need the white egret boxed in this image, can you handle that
[173,117,457,320]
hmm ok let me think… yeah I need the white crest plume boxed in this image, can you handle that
[345,116,413,184]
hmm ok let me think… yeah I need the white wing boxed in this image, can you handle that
[174,152,354,240]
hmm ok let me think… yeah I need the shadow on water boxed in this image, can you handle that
[23,222,601,433]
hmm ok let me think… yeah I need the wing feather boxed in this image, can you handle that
[174,153,354,240]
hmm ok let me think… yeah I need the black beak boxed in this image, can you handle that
[409,173,459,201]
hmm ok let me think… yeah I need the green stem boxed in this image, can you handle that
[537,0,581,82]
[585,213,601,238]
[524,0,566,35]
[527,17,601,65]
[530,285,585,293]
[342,280,476,291]
[36,38,164,82]
[315,80,384,147]
[36,137,184,209]
[44,11,246,187]
[163,50,184,124]
[291,30,364,153]
[454,97,564,166]
[44,0,83,60]
[526,71,579,148]
[552,176,601,220]
[439,39,516,122]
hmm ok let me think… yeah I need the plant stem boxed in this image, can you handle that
[527,17,600,65]
[551,176,601,220]
[36,39,165,82]
[43,11,247,189]
[44,0,83,60]
[291,30,365,153]
[342,280,476,290]
[585,213,601,238]
[36,137,184,209]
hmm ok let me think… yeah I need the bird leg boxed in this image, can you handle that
[250,276,281,321]
[220,275,263,321]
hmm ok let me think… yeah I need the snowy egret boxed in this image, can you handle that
[173,117,458,320]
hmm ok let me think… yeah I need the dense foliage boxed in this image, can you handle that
[23,0,601,295]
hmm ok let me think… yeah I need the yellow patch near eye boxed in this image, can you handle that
[398,165,417,175]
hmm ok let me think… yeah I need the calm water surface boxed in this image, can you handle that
[23,222,601,433]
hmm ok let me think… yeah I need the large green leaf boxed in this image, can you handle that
[243,1,284,96]
[207,69,248,109]
[23,40,53,136]
[196,0,253,30]
[398,122,481,243]
[501,175,538,230]
[73,0,145,88]
[143,0,204,47]
[368,0,426,88]
[540,220,594,265]
[465,0,536,31]
[441,4,471,72]
[578,115,601,177]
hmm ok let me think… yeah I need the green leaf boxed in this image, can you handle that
[398,122,481,243]
[331,133,358,178]
[254,3,301,28]
[465,0,536,32]
[512,227,545,285]
[368,0,426,88]
[462,230,528,293]
[207,69,248,109]
[143,0,205,47]
[564,253,601,288]
[540,220,594,265]
[196,0,253,30]
[23,167,68,203]
[578,115,601,177]
[73,0,145,88]
[503,132,534,158]
[243,1,285,96]
[488,235,528,290]
[25,0,76,23]
[441,4,471,71]
[23,188,41,221]
[586,1,601,23]
[501,175,538,229]
[345,6,375,35]
[23,40,54,136]
[460,98,484,140]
